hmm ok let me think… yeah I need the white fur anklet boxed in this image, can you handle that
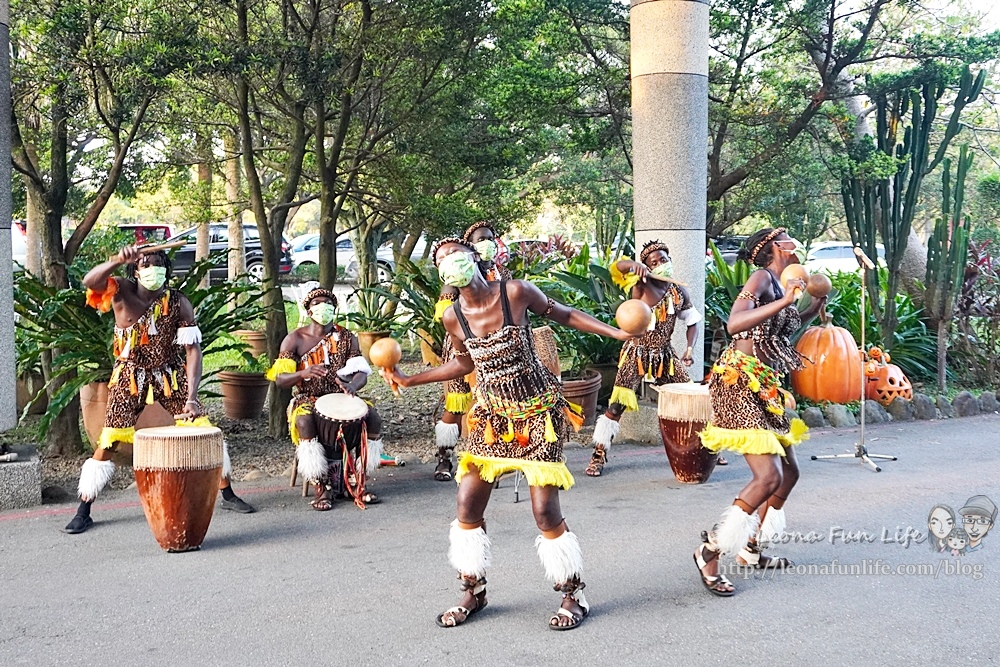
[296,438,328,482]
[535,531,584,585]
[592,414,619,449]
[714,505,760,557]
[366,438,384,476]
[448,520,492,579]
[78,459,116,502]
[222,440,232,480]
[758,507,787,546]
[435,421,460,449]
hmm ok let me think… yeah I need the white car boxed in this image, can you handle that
[11,225,28,271]
[291,234,356,271]
[804,241,885,275]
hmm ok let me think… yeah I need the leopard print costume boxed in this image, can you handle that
[452,282,581,489]
[611,285,692,407]
[103,288,194,444]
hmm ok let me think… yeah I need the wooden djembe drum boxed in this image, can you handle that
[654,384,718,484]
[133,425,224,552]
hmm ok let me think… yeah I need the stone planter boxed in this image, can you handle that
[217,371,270,420]
[231,329,268,358]
[79,382,175,465]
[357,330,392,364]
[561,369,603,426]
[16,373,48,416]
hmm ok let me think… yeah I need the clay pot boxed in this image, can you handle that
[16,373,48,416]
[561,369,603,426]
[79,382,176,465]
[357,331,392,364]
[231,329,268,358]
[586,363,618,405]
[217,371,270,420]
[416,329,442,366]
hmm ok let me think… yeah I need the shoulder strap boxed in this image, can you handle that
[452,300,474,339]
[499,281,514,326]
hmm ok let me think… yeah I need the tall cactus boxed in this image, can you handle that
[842,65,985,351]
[926,144,973,392]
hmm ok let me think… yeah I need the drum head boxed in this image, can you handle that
[135,425,222,440]
[314,393,369,422]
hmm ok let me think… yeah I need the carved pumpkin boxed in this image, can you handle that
[865,363,912,405]
[791,310,862,404]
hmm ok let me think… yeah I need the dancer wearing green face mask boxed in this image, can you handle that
[267,288,384,511]
[431,221,513,482]
[65,247,255,534]
[586,239,705,477]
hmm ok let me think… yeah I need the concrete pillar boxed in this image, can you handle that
[630,0,708,375]
[0,0,14,431]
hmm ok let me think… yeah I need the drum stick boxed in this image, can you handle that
[139,240,188,255]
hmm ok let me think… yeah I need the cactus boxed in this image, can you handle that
[925,144,973,392]
[842,65,985,351]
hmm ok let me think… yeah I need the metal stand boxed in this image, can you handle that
[811,260,897,472]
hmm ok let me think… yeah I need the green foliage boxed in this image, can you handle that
[704,241,753,347]
[343,287,397,332]
[225,352,271,374]
[383,258,447,356]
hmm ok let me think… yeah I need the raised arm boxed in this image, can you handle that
[515,280,631,341]
[83,245,140,291]
[725,270,804,336]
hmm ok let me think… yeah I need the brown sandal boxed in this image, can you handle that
[694,532,735,597]
[310,484,333,511]
[436,577,487,628]
[585,447,607,477]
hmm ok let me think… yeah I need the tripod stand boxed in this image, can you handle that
[811,250,897,472]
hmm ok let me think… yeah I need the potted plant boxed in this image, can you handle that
[231,320,269,358]
[218,352,271,420]
[385,258,446,365]
[345,286,398,362]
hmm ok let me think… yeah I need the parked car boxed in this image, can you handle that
[170,224,293,283]
[119,224,173,245]
[706,235,748,266]
[804,241,885,275]
[345,235,429,281]
[11,224,27,271]
[291,234,358,273]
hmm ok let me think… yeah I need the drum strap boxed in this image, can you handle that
[338,422,369,510]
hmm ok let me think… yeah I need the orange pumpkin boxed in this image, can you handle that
[778,388,796,410]
[791,313,862,404]
[865,363,912,405]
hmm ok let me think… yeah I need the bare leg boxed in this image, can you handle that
[438,467,494,627]
[531,486,587,629]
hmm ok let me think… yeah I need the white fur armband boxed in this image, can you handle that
[336,355,372,378]
[677,307,702,326]
[176,326,203,346]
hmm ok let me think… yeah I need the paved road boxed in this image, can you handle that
[2,415,999,666]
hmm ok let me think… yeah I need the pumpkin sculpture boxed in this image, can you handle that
[791,307,862,404]
[866,363,912,405]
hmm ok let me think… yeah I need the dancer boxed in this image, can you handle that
[267,288,383,510]
[693,227,825,594]
[586,239,703,476]
[65,246,254,535]
[432,221,511,481]
[381,238,632,630]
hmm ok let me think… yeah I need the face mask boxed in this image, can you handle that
[137,266,167,291]
[438,252,476,288]
[474,239,497,262]
[651,261,673,278]
[309,303,336,326]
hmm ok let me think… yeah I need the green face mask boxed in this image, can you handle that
[651,261,673,279]
[137,266,167,291]
[474,239,497,263]
[309,302,336,326]
[438,252,476,288]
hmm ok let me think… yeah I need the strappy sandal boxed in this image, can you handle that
[361,492,381,505]
[694,531,735,597]
[310,485,333,511]
[434,453,453,482]
[717,456,728,466]
[585,447,607,477]
[549,580,589,631]
[737,542,793,569]
[436,577,487,628]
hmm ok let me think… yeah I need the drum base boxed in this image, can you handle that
[135,467,222,552]
[659,418,718,484]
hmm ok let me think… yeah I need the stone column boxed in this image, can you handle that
[631,0,708,375]
[0,0,14,431]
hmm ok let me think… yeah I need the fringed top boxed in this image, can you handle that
[731,272,804,374]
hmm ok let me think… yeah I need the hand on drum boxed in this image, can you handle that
[335,377,357,396]
[177,399,204,421]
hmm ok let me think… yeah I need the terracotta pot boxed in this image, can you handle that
[416,328,442,366]
[79,382,175,466]
[16,373,48,416]
[586,363,618,405]
[357,330,392,364]
[218,371,270,420]
[231,329,269,359]
[561,369,603,426]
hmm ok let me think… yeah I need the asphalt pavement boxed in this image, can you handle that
[2,414,998,666]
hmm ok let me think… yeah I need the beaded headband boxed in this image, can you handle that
[748,227,786,263]
[639,240,670,264]
[461,221,496,243]
[431,237,473,266]
[302,287,337,311]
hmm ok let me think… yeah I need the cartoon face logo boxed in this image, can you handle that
[959,495,997,551]
[927,505,955,552]
[946,527,968,553]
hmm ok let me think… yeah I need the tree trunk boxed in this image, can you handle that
[224,130,245,287]
[937,319,947,394]
[24,184,43,277]
[195,131,213,289]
